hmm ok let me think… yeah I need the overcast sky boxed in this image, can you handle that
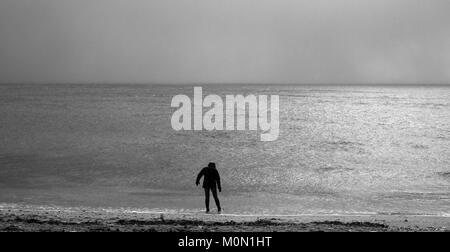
[0,0,449,84]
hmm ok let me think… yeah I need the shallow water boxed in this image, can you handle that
[0,84,449,216]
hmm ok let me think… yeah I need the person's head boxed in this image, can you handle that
[208,162,216,169]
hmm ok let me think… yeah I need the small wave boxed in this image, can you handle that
[381,191,450,201]
[437,172,450,178]
[322,141,366,153]
[414,103,450,109]
[435,135,449,140]
[2,203,450,219]
[411,144,429,150]
[326,140,363,146]
[376,211,450,217]
[317,166,354,173]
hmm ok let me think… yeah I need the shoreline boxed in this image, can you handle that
[1,204,449,232]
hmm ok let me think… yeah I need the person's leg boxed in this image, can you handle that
[204,188,210,213]
[211,187,221,212]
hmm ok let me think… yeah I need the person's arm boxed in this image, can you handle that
[196,168,205,186]
[216,170,221,192]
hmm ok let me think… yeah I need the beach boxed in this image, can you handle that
[1,204,449,232]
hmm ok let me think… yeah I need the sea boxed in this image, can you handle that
[0,84,449,216]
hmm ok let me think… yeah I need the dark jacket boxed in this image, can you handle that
[196,167,221,190]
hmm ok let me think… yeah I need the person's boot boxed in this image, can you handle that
[218,208,221,214]
[206,209,210,214]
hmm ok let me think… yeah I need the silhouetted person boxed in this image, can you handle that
[196,162,221,213]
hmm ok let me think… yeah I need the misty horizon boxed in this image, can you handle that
[1,0,450,84]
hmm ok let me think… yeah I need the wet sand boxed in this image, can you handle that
[1,204,449,232]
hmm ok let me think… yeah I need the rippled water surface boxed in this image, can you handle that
[0,84,449,215]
